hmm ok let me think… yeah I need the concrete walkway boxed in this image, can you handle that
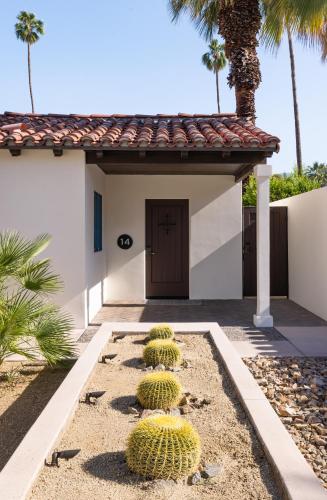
[90,299,327,358]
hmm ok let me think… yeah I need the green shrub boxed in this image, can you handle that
[149,324,174,340]
[143,339,182,368]
[0,232,75,366]
[137,372,182,409]
[126,415,201,479]
[243,173,321,206]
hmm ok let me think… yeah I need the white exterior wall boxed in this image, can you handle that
[0,150,87,328]
[272,187,327,321]
[85,164,106,322]
[104,175,243,301]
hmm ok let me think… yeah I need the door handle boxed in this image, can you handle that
[146,247,157,256]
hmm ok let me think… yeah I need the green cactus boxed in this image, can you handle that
[143,339,182,368]
[149,324,174,340]
[137,372,182,410]
[126,415,201,479]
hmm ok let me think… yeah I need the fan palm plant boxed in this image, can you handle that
[170,0,262,121]
[202,39,227,113]
[0,232,75,366]
[15,11,45,114]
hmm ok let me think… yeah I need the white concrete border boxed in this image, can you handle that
[0,322,326,500]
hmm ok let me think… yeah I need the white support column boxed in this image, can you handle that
[253,164,273,327]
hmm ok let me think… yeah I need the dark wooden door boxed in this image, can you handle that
[146,200,189,298]
[243,207,288,297]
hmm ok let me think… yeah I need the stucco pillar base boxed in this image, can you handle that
[253,314,274,328]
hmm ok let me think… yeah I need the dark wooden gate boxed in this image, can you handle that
[243,206,288,297]
[146,199,189,298]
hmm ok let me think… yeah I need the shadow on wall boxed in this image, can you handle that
[191,232,243,299]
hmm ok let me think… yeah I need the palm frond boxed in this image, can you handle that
[202,52,214,70]
[31,308,76,365]
[202,38,227,71]
[15,11,45,44]
[168,0,222,41]
[16,258,63,294]
[0,232,51,279]
[0,292,46,363]
[261,0,327,59]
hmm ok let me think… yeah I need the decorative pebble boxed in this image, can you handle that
[190,471,202,485]
[244,356,327,489]
[202,463,224,479]
[154,364,166,371]
[127,406,139,415]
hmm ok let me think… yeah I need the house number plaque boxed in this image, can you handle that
[117,234,133,250]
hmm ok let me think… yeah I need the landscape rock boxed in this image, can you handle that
[189,471,202,485]
[201,463,224,479]
[127,406,140,415]
[180,405,192,415]
[244,356,327,489]
[141,409,165,419]
[277,405,297,417]
[179,395,188,406]
[154,364,166,371]
[168,408,181,416]
[143,366,154,372]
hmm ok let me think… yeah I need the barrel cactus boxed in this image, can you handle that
[143,339,182,368]
[149,324,174,340]
[137,372,182,410]
[126,415,201,479]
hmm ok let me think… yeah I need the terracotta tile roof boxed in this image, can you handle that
[0,112,280,151]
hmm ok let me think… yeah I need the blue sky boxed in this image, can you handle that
[2,0,327,173]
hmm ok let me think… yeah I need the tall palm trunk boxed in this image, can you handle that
[215,70,221,113]
[27,43,35,113]
[218,0,261,121]
[287,27,303,175]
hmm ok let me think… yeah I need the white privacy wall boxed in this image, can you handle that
[0,150,87,328]
[85,164,106,322]
[272,187,327,321]
[104,175,243,301]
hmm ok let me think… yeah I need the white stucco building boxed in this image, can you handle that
[0,112,280,328]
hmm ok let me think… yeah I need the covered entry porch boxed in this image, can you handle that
[86,114,279,327]
[0,112,280,328]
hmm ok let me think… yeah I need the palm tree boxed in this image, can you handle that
[170,0,262,121]
[15,11,45,114]
[0,232,75,366]
[262,1,327,175]
[202,39,227,113]
[170,0,327,170]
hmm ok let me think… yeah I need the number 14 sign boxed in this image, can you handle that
[117,234,133,250]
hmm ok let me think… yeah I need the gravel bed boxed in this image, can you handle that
[244,357,327,489]
[30,334,280,499]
